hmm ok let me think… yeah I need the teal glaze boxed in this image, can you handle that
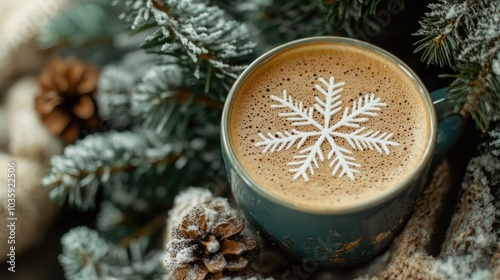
[224,148,430,266]
[221,37,462,267]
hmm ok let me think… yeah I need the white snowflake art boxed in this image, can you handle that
[255,76,399,181]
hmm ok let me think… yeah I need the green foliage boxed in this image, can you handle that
[413,1,463,68]
[447,61,500,132]
[241,0,408,53]
[488,129,500,157]
[43,130,187,210]
[59,227,109,279]
[97,51,158,130]
[414,0,500,131]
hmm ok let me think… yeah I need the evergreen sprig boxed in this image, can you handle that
[121,0,255,92]
[59,227,109,279]
[248,0,406,52]
[133,66,225,139]
[98,51,224,137]
[43,130,186,210]
[35,0,499,278]
[98,51,159,130]
[413,0,466,68]
[415,0,500,131]
[488,129,500,157]
[59,227,164,280]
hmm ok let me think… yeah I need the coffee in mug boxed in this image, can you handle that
[229,42,430,210]
[221,37,459,266]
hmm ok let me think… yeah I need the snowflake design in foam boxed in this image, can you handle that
[255,76,399,181]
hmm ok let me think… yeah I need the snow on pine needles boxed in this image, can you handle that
[255,76,399,181]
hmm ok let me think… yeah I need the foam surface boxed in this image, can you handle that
[229,42,431,210]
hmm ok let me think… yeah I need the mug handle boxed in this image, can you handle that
[431,87,465,160]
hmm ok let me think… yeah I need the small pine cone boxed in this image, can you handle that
[35,57,100,144]
[165,204,259,280]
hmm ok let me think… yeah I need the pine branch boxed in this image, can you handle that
[96,201,175,247]
[121,0,255,92]
[415,0,500,131]
[227,0,273,15]
[488,129,500,157]
[97,201,125,232]
[324,0,382,25]
[452,3,500,131]
[98,51,158,130]
[43,130,186,210]
[132,64,224,137]
[59,227,165,280]
[448,60,500,132]
[59,227,110,280]
[413,0,466,68]
[119,211,168,248]
[98,53,224,138]
[322,0,406,37]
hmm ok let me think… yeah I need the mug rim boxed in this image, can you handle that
[221,36,437,215]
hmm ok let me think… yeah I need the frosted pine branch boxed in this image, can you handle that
[322,0,405,37]
[235,0,273,13]
[98,51,158,129]
[414,0,468,67]
[122,0,255,80]
[131,64,225,137]
[99,51,224,137]
[43,130,186,210]
[488,129,500,156]
[59,227,109,280]
[247,0,325,52]
[132,64,183,130]
[414,1,497,69]
[415,1,500,131]
[452,2,500,131]
[59,227,164,280]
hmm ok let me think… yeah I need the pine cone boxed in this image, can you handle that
[35,57,100,144]
[165,204,259,280]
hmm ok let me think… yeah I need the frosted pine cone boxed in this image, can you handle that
[165,204,259,280]
[35,57,100,144]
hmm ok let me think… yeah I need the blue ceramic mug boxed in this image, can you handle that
[221,37,462,267]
